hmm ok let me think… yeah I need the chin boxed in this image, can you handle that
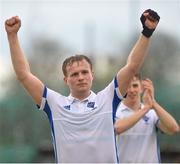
[78,87,88,92]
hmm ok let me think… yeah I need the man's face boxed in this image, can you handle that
[126,77,142,101]
[64,59,94,98]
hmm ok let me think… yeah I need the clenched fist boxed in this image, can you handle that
[5,16,21,34]
[140,9,160,38]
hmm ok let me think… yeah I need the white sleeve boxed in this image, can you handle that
[116,103,125,119]
[38,85,61,111]
[149,109,160,127]
[39,85,47,110]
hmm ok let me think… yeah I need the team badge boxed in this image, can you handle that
[64,105,71,110]
[87,102,95,108]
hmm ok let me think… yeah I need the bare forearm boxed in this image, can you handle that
[117,35,151,96]
[127,34,150,73]
[8,34,30,81]
[127,8,159,74]
[153,101,180,134]
[115,107,148,134]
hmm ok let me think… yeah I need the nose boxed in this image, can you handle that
[128,86,135,93]
[78,73,84,80]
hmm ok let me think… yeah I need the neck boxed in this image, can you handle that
[123,98,141,111]
[71,91,91,101]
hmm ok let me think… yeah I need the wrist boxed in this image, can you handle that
[7,33,18,42]
[142,105,150,113]
[152,99,158,108]
[142,27,155,38]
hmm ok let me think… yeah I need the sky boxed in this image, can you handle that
[1,0,180,56]
[0,0,180,97]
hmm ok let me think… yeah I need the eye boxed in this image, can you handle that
[132,84,138,88]
[71,72,78,77]
[82,70,89,74]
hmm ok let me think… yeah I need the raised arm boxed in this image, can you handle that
[5,16,44,106]
[117,9,160,96]
[142,79,180,135]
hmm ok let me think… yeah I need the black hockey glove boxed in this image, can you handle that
[140,9,160,38]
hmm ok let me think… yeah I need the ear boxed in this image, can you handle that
[92,71,94,79]
[64,76,68,85]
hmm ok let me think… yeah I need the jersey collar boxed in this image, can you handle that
[68,91,96,104]
[120,102,144,112]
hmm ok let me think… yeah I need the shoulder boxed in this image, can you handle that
[116,102,130,118]
[117,102,129,111]
[97,78,123,100]
[44,86,67,102]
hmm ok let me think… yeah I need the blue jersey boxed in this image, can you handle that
[39,78,122,163]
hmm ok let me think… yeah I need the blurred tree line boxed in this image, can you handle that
[0,32,180,162]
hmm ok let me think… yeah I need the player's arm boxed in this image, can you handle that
[5,16,44,106]
[117,9,160,96]
[153,102,180,134]
[115,107,148,134]
[143,79,180,135]
[115,88,152,134]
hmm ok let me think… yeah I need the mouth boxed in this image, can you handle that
[77,83,87,87]
[128,94,137,98]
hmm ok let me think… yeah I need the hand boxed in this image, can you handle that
[5,16,21,34]
[142,78,155,101]
[143,88,153,111]
[140,9,160,38]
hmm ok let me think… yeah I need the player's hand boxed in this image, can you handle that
[142,78,155,101]
[140,9,160,38]
[5,16,21,35]
[143,88,153,111]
